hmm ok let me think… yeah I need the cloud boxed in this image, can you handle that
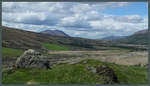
[114,15,143,23]
[2,2,148,39]
[2,2,129,25]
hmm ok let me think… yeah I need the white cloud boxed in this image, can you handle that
[2,2,148,39]
[115,15,143,23]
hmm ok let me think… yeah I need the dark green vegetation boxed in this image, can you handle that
[43,43,70,51]
[2,59,148,84]
[2,47,24,58]
[114,32,148,45]
[2,26,147,52]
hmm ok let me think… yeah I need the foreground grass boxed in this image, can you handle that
[43,43,70,51]
[2,59,148,84]
[2,47,24,58]
[2,64,104,84]
[81,59,148,84]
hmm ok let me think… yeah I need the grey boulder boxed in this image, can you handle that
[15,49,51,69]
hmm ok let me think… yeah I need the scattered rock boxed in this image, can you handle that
[23,49,41,55]
[134,63,148,67]
[3,65,17,74]
[87,65,119,84]
[3,67,15,74]
[143,64,148,67]
[70,61,79,64]
[96,65,119,84]
[87,66,97,73]
[15,49,51,69]
[82,60,88,64]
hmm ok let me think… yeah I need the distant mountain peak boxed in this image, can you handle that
[40,30,69,37]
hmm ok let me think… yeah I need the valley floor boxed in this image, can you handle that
[47,50,148,66]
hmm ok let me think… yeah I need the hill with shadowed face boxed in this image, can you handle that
[2,26,148,53]
[113,29,148,45]
[2,26,114,52]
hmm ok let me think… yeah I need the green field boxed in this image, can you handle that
[2,59,148,84]
[2,47,24,58]
[43,43,70,51]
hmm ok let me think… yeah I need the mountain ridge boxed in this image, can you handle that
[2,26,110,52]
[40,30,69,37]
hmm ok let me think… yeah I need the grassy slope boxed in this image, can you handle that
[2,26,109,51]
[114,33,148,45]
[2,47,24,58]
[43,43,70,51]
[2,59,148,84]
[4,26,146,51]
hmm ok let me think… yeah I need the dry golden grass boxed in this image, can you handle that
[26,80,39,84]
[48,50,148,66]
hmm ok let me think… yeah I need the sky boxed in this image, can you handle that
[2,2,148,39]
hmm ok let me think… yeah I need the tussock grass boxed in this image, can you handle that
[2,59,148,84]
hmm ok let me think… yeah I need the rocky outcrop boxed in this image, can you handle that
[96,65,119,84]
[15,49,51,69]
[87,65,119,84]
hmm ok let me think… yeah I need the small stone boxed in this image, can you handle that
[3,67,15,74]
[87,66,96,73]
[83,61,88,64]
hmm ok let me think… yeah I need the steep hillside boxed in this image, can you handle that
[114,29,148,45]
[40,30,69,37]
[2,26,110,51]
[2,26,147,52]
